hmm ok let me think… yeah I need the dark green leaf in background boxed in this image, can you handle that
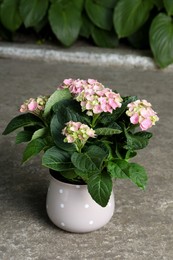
[150,13,173,68]
[20,0,48,27]
[113,0,154,37]
[85,0,113,30]
[0,0,22,31]
[94,0,117,9]
[80,13,92,38]
[49,0,82,46]
[163,0,173,16]
[91,25,118,48]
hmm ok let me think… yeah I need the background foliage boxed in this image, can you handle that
[0,0,173,68]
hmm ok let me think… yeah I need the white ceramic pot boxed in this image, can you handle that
[46,175,115,233]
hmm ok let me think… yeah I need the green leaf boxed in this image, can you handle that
[80,13,92,38]
[91,26,118,48]
[163,0,173,16]
[95,127,121,135]
[74,168,89,182]
[19,0,49,27]
[2,113,44,135]
[94,0,117,9]
[43,89,71,117]
[153,0,163,9]
[50,99,86,152]
[85,145,108,169]
[124,130,152,150]
[48,0,82,46]
[22,138,46,163]
[128,163,148,189]
[88,172,112,207]
[15,130,33,144]
[149,13,173,68]
[42,146,74,171]
[113,0,153,37]
[107,160,148,189]
[31,127,47,140]
[0,0,22,31]
[85,0,113,30]
[107,159,129,179]
[71,152,99,173]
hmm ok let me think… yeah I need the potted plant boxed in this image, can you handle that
[2,78,159,233]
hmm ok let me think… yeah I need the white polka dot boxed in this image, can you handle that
[59,189,63,194]
[84,204,89,208]
[89,220,94,225]
[60,203,64,208]
[61,222,65,226]
[76,185,80,189]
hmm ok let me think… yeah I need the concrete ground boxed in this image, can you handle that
[0,56,173,260]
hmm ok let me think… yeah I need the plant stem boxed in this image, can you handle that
[91,114,100,128]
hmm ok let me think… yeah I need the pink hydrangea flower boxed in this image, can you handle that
[126,99,159,130]
[28,99,38,111]
[19,96,49,114]
[62,121,96,150]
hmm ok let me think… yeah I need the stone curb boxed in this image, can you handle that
[0,44,172,71]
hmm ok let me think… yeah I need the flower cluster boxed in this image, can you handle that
[20,96,49,114]
[62,121,96,151]
[59,78,123,115]
[126,99,159,131]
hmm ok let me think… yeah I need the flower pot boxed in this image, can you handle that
[46,175,115,233]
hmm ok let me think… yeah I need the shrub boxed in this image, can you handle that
[0,0,173,68]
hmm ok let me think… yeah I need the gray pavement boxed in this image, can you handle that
[0,57,173,260]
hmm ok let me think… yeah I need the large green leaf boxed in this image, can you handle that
[43,89,71,117]
[124,131,152,150]
[48,0,82,46]
[19,0,48,27]
[85,0,113,30]
[22,138,46,163]
[85,145,108,169]
[2,113,44,135]
[88,172,112,207]
[150,13,173,68]
[107,160,148,189]
[0,0,22,31]
[95,127,121,135]
[80,13,92,38]
[42,146,74,171]
[107,159,129,179]
[94,0,117,9]
[15,130,33,144]
[128,163,148,189]
[113,0,153,37]
[91,25,118,48]
[163,0,173,16]
[31,127,47,140]
[71,152,99,173]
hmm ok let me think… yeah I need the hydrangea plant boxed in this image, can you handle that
[2,79,159,207]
